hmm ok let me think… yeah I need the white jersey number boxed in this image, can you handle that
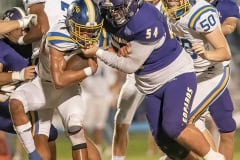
[61,0,70,11]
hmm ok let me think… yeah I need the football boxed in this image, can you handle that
[66,54,89,71]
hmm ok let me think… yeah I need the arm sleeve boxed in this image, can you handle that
[96,37,165,74]
[217,0,240,22]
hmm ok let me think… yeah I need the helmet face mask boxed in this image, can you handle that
[162,0,190,20]
[100,0,139,28]
[66,0,103,48]
[68,19,103,48]
[109,5,129,26]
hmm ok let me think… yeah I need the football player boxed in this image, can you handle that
[109,1,161,159]
[0,7,59,160]
[154,0,232,159]
[81,0,224,159]
[9,0,103,160]
[204,0,240,159]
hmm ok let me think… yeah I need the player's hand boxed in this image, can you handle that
[87,57,98,74]
[4,30,22,44]
[117,43,131,57]
[192,43,206,57]
[23,66,36,80]
[81,43,98,58]
[12,66,36,81]
[107,45,116,52]
[18,14,38,28]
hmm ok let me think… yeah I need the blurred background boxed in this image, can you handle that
[0,0,240,160]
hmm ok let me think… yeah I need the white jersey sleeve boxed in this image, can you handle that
[23,0,46,8]
[187,2,220,33]
[44,0,75,28]
[47,21,78,52]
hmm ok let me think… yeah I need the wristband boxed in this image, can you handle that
[12,69,25,81]
[83,67,93,76]
[17,36,26,45]
[96,48,104,57]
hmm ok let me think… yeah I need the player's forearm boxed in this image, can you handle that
[204,48,231,62]
[23,3,49,44]
[23,24,47,43]
[96,49,138,74]
[96,41,156,73]
[52,70,88,89]
[0,20,20,34]
[0,73,14,85]
[221,18,238,35]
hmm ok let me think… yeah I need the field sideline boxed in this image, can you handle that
[55,129,240,160]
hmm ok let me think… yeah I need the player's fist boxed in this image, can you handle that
[81,43,98,58]
[18,14,38,28]
[12,66,36,81]
[23,66,36,80]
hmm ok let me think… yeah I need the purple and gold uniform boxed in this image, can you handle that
[0,39,57,141]
[99,1,196,144]
[0,39,29,133]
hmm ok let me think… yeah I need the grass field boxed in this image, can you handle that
[55,129,240,160]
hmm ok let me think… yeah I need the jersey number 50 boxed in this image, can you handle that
[200,14,216,32]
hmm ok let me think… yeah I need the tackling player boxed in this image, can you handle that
[81,0,224,159]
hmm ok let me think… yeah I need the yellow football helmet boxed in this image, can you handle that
[161,0,191,20]
[66,0,103,48]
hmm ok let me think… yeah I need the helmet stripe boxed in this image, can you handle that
[84,0,96,22]
[188,5,216,30]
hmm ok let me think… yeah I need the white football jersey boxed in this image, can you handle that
[44,0,75,28]
[23,0,74,28]
[169,0,224,72]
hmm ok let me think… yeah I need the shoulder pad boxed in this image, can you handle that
[187,4,220,32]
[47,22,77,52]
[125,3,166,43]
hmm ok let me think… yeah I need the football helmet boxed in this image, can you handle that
[99,0,143,28]
[2,7,26,21]
[66,0,103,48]
[161,0,191,20]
